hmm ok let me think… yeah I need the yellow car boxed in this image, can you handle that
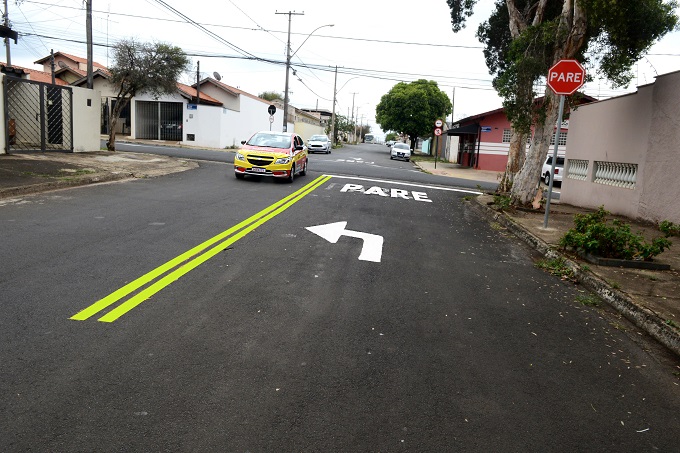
[234,131,308,182]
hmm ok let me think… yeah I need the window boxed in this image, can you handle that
[550,132,568,146]
[502,129,511,143]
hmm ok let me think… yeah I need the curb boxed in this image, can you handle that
[0,171,133,199]
[469,198,680,358]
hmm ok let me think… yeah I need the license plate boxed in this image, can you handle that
[251,167,266,173]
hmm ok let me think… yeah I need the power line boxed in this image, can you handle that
[22,0,484,50]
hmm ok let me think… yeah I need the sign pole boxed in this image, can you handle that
[543,94,565,228]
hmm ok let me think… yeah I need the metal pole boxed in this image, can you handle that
[350,92,357,143]
[86,0,93,89]
[543,94,566,228]
[330,65,337,145]
[4,0,10,66]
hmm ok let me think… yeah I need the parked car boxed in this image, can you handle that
[542,155,565,185]
[390,142,412,161]
[307,135,332,154]
[386,140,395,147]
[234,131,308,182]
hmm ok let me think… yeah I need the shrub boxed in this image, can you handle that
[660,220,680,237]
[560,206,672,261]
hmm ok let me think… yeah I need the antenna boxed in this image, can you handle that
[213,72,221,81]
[57,61,68,69]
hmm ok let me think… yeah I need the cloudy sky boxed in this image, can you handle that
[8,0,680,137]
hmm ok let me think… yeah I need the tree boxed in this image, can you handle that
[258,91,283,102]
[359,125,371,142]
[376,79,451,150]
[328,114,354,144]
[448,0,678,205]
[107,39,190,151]
[385,132,399,142]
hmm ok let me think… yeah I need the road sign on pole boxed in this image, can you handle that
[434,128,442,136]
[434,119,443,128]
[544,59,585,228]
[547,59,585,95]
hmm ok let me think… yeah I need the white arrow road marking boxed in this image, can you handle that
[306,221,383,263]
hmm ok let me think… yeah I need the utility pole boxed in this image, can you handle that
[350,92,357,143]
[50,49,55,85]
[276,10,304,132]
[196,61,200,105]
[3,0,11,66]
[86,0,93,89]
[330,65,337,145]
[451,87,456,122]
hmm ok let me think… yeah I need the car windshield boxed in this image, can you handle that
[394,143,409,150]
[246,133,292,149]
[310,136,327,141]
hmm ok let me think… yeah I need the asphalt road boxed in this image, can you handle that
[1,144,678,451]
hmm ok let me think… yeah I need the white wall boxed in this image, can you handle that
[72,86,101,152]
[183,104,229,149]
[223,96,283,147]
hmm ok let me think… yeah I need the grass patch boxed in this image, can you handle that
[535,257,576,280]
[666,319,679,329]
[576,294,600,307]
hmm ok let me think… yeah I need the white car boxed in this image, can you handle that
[390,142,411,161]
[307,135,331,154]
[542,155,565,185]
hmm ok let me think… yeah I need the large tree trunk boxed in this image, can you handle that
[510,93,559,206]
[498,130,526,193]
[508,0,588,206]
[107,97,131,152]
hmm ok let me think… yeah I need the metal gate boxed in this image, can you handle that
[4,77,73,152]
[135,101,183,141]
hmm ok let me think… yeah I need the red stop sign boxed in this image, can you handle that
[547,60,585,95]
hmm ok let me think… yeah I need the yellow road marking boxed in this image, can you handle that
[71,175,331,322]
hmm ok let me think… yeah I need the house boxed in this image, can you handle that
[561,70,680,224]
[194,77,284,147]
[293,108,325,141]
[446,95,595,172]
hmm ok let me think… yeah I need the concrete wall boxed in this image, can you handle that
[223,96,284,148]
[183,104,229,149]
[72,86,101,152]
[640,74,680,223]
[561,71,680,223]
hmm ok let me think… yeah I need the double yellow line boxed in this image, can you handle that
[71,175,331,323]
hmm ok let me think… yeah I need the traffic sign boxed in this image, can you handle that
[434,119,443,128]
[269,115,274,123]
[547,60,585,95]
[434,128,442,136]
[268,104,277,115]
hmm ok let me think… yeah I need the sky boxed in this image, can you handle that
[8,0,680,138]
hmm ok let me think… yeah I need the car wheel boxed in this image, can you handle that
[544,172,551,185]
[390,156,394,160]
[300,159,307,176]
[288,163,295,183]
[406,158,410,162]
[235,172,245,180]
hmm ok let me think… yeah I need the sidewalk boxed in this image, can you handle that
[1,150,679,357]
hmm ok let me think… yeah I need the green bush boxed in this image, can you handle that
[660,220,680,237]
[560,206,672,261]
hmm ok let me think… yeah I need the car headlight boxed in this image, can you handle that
[275,157,291,164]
[236,152,245,161]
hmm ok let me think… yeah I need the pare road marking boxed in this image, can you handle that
[340,183,432,202]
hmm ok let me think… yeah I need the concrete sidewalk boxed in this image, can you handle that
[1,150,678,358]
[414,160,501,184]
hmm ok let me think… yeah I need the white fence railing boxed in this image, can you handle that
[566,159,588,181]
[593,161,637,189]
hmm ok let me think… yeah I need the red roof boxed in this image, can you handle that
[201,78,272,105]
[34,51,108,71]
[176,82,223,106]
[0,62,69,85]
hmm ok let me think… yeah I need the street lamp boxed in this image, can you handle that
[282,23,334,132]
